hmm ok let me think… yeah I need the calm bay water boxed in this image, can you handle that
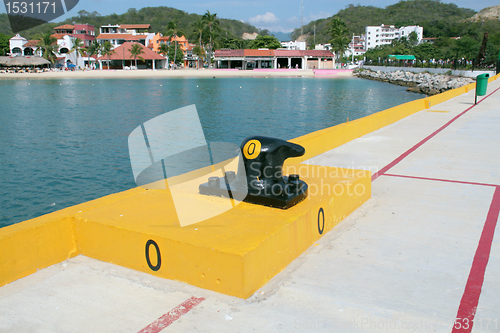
[0,77,421,227]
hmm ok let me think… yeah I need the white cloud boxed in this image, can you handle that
[248,12,280,25]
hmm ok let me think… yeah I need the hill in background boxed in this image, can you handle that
[0,6,259,42]
[468,5,500,21]
[292,0,477,45]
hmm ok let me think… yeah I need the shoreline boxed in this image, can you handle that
[0,68,354,80]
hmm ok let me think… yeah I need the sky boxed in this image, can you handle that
[1,0,497,33]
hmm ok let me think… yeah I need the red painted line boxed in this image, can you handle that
[138,296,205,333]
[372,86,500,182]
[452,186,500,332]
[383,173,498,188]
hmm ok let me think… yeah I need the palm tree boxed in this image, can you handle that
[165,21,185,69]
[85,40,100,69]
[100,41,114,70]
[158,43,169,69]
[193,46,205,69]
[192,18,205,67]
[37,33,58,64]
[129,43,145,68]
[328,18,350,66]
[202,10,220,68]
[70,37,86,68]
[158,43,169,55]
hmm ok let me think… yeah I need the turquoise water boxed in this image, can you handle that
[0,77,421,227]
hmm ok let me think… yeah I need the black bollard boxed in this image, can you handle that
[199,136,308,209]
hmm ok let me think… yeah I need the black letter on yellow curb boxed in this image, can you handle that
[318,208,325,235]
[145,240,161,271]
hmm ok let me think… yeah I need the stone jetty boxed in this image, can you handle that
[354,69,474,95]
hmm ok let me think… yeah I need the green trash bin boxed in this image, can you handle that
[475,73,489,104]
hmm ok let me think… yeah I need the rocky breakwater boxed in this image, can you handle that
[354,69,474,95]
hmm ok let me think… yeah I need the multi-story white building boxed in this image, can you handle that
[365,24,423,50]
[97,24,155,49]
[345,35,366,58]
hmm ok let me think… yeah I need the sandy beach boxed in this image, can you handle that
[0,68,354,80]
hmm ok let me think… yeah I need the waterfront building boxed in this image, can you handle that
[52,24,96,46]
[213,49,335,70]
[96,42,166,70]
[185,43,201,68]
[97,24,155,49]
[345,35,367,58]
[365,24,423,50]
[149,33,196,68]
[9,34,31,55]
[8,33,93,68]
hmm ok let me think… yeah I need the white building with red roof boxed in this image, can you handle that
[96,42,166,70]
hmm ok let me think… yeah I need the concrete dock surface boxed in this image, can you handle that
[1,79,500,332]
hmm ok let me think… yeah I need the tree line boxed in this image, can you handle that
[296,0,499,66]
[0,5,283,59]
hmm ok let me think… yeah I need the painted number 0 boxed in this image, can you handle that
[145,239,161,271]
[317,208,325,234]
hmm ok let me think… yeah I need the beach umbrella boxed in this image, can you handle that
[56,63,64,67]
[67,63,76,68]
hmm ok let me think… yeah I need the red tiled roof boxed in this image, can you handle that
[244,49,274,57]
[54,24,74,30]
[97,42,165,61]
[120,24,151,29]
[126,35,140,40]
[23,40,39,47]
[274,50,302,57]
[301,50,334,57]
[97,33,146,40]
[147,43,153,48]
[215,49,244,57]
[51,33,67,39]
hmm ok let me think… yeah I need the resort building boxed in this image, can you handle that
[51,24,96,46]
[96,42,166,70]
[150,33,189,54]
[8,33,94,68]
[365,24,423,50]
[9,34,35,56]
[149,33,197,68]
[280,41,306,50]
[345,35,367,58]
[97,24,155,49]
[214,49,335,70]
[185,43,201,68]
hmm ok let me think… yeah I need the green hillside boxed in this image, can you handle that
[0,6,259,42]
[292,0,477,44]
